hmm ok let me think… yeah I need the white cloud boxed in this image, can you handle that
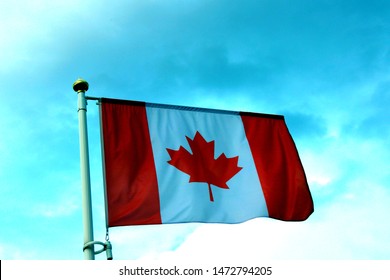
[148,181,390,261]
[108,223,198,260]
[301,148,341,189]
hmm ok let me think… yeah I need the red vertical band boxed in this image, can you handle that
[101,101,161,226]
[241,115,314,221]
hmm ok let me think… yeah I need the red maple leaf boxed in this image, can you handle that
[166,131,243,202]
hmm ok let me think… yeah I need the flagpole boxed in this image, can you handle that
[73,78,95,260]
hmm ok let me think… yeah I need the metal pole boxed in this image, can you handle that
[73,78,95,260]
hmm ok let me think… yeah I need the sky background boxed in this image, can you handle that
[0,0,389,260]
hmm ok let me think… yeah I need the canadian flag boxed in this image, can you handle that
[100,98,313,227]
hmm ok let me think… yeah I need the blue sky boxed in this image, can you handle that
[0,0,389,260]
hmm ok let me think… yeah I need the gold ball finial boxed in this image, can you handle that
[73,78,89,93]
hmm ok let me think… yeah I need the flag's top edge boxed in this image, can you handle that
[98,97,284,120]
